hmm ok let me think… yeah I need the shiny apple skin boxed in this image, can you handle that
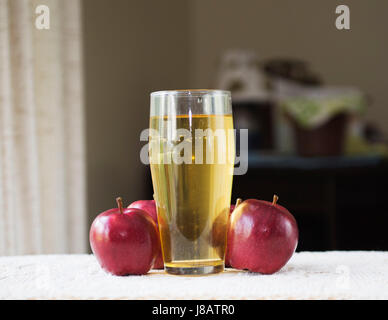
[227,199,298,274]
[128,200,164,269]
[129,200,157,222]
[90,207,160,275]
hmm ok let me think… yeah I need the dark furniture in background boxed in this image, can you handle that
[232,154,388,251]
[233,101,274,150]
[145,154,388,251]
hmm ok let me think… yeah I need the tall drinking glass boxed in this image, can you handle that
[149,90,235,275]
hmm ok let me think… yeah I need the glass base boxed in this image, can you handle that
[165,263,224,276]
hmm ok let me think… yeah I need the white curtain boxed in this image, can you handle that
[0,0,86,255]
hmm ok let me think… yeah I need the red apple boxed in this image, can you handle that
[90,197,160,275]
[227,195,298,274]
[128,200,164,269]
[128,200,157,222]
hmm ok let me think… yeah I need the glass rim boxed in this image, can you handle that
[150,89,231,98]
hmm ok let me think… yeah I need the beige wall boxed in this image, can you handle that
[83,0,189,226]
[188,0,388,135]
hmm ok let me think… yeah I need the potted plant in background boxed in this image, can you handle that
[281,88,366,157]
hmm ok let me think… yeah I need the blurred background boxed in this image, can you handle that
[1,0,387,255]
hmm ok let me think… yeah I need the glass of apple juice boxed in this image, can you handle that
[149,90,235,275]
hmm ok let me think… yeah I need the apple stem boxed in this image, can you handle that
[116,197,124,214]
[272,195,279,206]
[236,198,242,208]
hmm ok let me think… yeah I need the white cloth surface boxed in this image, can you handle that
[0,251,387,300]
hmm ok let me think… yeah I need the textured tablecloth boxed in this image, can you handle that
[0,251,387,300]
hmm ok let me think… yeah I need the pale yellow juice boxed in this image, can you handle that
[149,114,234,272]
